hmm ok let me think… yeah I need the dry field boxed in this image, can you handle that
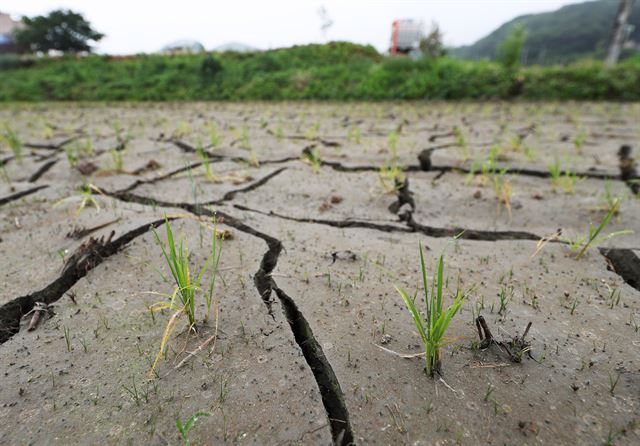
[1,102,639,445]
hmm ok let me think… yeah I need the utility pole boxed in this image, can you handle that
[606,0,635,66]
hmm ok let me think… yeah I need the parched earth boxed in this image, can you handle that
[1,102,639,445]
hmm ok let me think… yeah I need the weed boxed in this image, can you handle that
[218,379,230,404]
[604,423,621,446]
[497,286,512,315]
[608,288,621,309]
[176,411,210,446]
[484,383,494,402]
[63,326,72,352]
[608,372,620,395]
[565,199,632,259]
[570,297,579,315]
[395,243,465,377]
[205,220,223,322]
[0,163,10,184]
[122,376,148,406]
[629,312,640,332]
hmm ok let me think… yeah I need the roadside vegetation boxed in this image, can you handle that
[1,42,640,101]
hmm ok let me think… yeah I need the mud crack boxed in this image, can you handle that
[0,218,170,344]
[600,248,640,291]
[206,167,288,205]
[28,159,59,182]
[0,185,49,207]
[24,136,78,151]
[103,191,355,445]
[234,204,546,242]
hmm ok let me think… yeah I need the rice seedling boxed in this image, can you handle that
[378,163,404,194]
[395,244,465,377]
[239,124,251,149]
[347,126,362,144]
[302,146,322,173]
[247,148,260,167]
[304,122,320,140]
[0,163,10,184]
[42,124,54,140]
[548,159,579,193]
[196,139,219,182]
[523,144,537,161]
[601,180,623,215]
[65,144,80,168]
[491,169,512,220]
[206,122,220,147]
[110,147,124,172]
[54,183,103,215]
[176,411,210,446]
[547,159,562,191]
[149,217,223,372]
[573,129,586,153]
[564,199,632,259]
[81,137,94,156]
[175,121,192,139]
[1,124,22,161]
[205,220,223,323]
[387,130,399,160]
[453,126,469,160]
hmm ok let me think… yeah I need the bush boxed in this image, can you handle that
[0,42,638,101]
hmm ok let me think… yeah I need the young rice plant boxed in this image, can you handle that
[395,244,465,377]
[150,217,223,372]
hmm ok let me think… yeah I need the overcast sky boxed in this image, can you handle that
[3,0,582,54]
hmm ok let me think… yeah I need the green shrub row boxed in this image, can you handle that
[1,42,639,101]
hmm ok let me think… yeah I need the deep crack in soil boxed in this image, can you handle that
[103,190,355,445]
[0,218,170,344]
[28,159,59,183]
[600,247,640,291]
[0,185,49,207]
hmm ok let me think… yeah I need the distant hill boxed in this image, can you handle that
[453,0,640,64]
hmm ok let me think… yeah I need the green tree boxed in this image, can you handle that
[14,9,104,54]
[496,25,527,71]
[419,22,447,58]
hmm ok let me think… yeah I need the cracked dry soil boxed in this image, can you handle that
[1,102,639,445]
